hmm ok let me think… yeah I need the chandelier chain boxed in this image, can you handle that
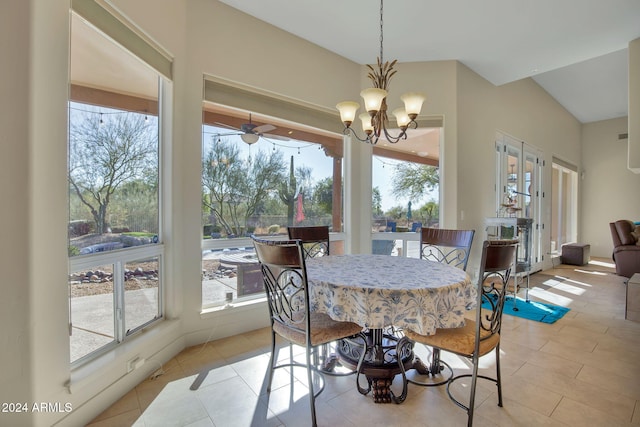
[335,0,424,145]
[379,0,384,62]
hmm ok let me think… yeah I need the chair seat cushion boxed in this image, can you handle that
[273,312,363,347]
[404,321,499,357]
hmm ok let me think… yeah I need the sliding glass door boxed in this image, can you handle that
[495,132,543,271]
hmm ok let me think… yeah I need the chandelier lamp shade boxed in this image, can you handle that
[336,0,425,145]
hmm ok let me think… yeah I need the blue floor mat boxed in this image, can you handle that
[482,295,570,324]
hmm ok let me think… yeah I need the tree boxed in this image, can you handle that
[69,111,157,234]
[278,156,298,226]
[419,200,439,226]
[372,187,383,216]
[313,177,334,216]
[111,179,158,232]
[385,205,406,221]
[240,148,286,228]
[202,139,243,235]
[391,163,439,202]
[202,139,285,235]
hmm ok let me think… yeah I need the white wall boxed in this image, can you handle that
[582,117,640,257]
[390,61,459,228]
[1,1,72,425]
[0,1,34,425]
[456,62,582,271]
[0,1,189,426]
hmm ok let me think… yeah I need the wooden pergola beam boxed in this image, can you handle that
[70,84,158,115]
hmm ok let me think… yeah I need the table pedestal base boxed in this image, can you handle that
[370,378,395,403]
[337,329,413,403]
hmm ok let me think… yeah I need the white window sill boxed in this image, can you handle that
[66,318,180,395]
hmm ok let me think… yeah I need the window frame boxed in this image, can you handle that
[69,245,165,363]
[200,104,345,309]
[68,4,171,366]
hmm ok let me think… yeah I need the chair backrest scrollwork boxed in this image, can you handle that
[420,227,475,271]
[252,236,310,337]
[476,240,517,340]
[287,226,330,259]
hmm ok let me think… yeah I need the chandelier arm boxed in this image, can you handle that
[358,120,409,145]
[381,126,408,144]
[342,127,375,144]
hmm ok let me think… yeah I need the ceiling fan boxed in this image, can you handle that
[214,114,290,145]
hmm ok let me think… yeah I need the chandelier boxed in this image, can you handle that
[336,0,425,145]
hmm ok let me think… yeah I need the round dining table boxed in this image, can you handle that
[305,254,475,403]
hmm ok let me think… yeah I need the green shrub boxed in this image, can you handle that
[69,220,93,237]
[268,224,280,234]
[203,224,221,236]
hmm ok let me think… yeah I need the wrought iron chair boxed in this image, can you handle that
[251,236,365,427]
[420,227,475,270]
[287,225,356,375]
[403,240,517,427]
[413,227,475,385]
[287,226,330,258]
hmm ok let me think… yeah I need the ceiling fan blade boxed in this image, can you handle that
[253,124,276,134]
[213,122,241,131]
[263,133,290,141]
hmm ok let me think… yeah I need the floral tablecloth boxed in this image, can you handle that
[306,254,475,336]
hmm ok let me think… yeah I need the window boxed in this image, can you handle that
[371,128,441,258]
[201,104,343,307]
[372,154,439,230]
[68,9,168,364]
[551,160,578,253]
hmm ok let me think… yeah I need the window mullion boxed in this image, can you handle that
[113,261,125,342]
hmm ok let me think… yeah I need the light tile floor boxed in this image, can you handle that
[88,258,640,426]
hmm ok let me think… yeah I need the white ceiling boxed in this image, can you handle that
[219,0,640,124]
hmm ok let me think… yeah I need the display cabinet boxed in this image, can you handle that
[484,217,533,306]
